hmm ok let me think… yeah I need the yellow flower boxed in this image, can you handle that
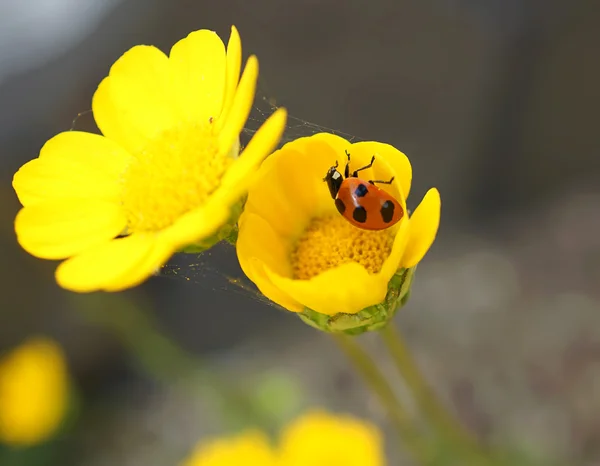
[181,410,385,466]
[182,430,277,466]
[12,26,287,292]
[237,133,440,333]
[0,337,69,446]
[278,410,386,466]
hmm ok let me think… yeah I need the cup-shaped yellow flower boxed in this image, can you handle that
[0,337,69,447]
[181,410,385,466]
[237,133,440,334]
[12,27,287,292]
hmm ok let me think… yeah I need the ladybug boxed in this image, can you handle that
[323,150,404,231]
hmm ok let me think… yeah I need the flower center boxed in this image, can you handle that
[291,215,394,280]
[120,122,235,232]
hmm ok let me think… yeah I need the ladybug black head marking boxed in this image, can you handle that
[323,160,344,199]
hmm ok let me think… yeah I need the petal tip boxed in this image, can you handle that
[271,107,288,130]
[428,186,441,199]
[245,54,259,76]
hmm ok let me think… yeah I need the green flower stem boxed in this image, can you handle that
[379,323,489,462]
[71,294,270,431]
[332,333,434,465]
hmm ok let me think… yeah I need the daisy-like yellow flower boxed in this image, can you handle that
[237,133,440,333]
[0,337,69,446]
[12,26,286,292]
[181,410,385,466]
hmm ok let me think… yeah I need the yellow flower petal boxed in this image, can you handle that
[181,430,276,466]
[278,410,386,466]
[219,107,287,204]
[169,29,226,123]
[350,141,412,200]
[237,213,304,313]
[13,131,133,206]
[252,261,305,313]
[401,187,441,268]
[93,46,180,155]
[15,199,127,260]
[161,195,232,249]
[216,25,242,129]
[285,132,352,182]
[55,233,174,292]
[92,77,147,155]
[298,132,350,157]
[378,214,411,278]
[265,262,387,316]
[218,55,258,155]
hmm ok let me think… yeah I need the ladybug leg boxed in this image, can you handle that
[352,155,375,177]
[344,150,351,178]
[368,176,395,185]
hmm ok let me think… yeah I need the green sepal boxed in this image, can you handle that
[297,266,416,335]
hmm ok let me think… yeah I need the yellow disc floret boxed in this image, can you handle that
[291,215,394,280]
[121,121,235,232]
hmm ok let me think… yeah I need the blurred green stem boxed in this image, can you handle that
[77,295,269,430]
[332,333,433,465]
[379,323,489,462]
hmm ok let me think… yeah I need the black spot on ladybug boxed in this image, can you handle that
[335,198,346,215]
[354,183,368,197]
[353,206,367,223]
[380,200,395,223]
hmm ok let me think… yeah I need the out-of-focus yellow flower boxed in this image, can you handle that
[237,133,440,333]
[0,337,69,446]
[278,410,386,466]
[182,410,385,466]
[12,26,286,292]
[182,430,277,466]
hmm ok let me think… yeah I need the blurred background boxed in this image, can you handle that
[0,0,599,464]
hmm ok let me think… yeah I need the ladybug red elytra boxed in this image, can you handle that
[323,150,404,231]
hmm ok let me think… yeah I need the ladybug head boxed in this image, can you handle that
[323,160,343,199]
